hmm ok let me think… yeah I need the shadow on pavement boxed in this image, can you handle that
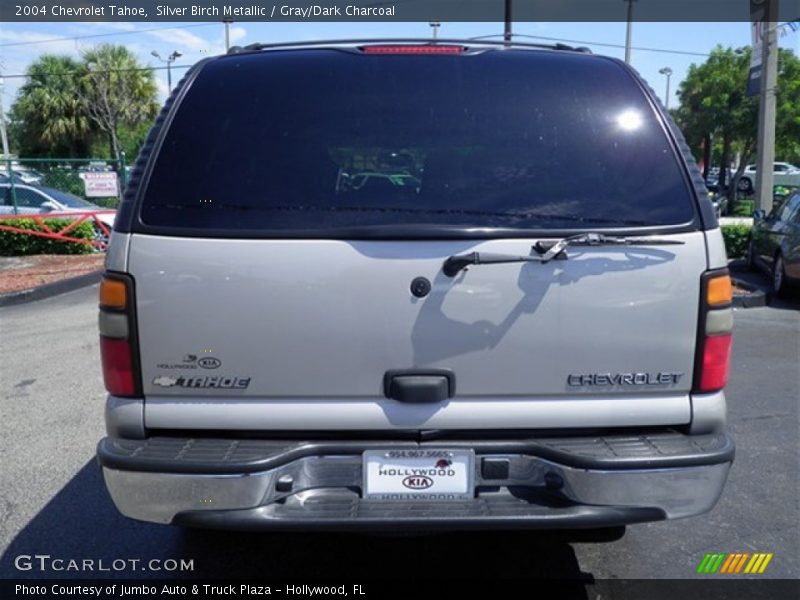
[0,460,184,579]
[730,262,800,311]
[1,460,596,589]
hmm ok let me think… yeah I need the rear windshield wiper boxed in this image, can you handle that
[442,232,685,277]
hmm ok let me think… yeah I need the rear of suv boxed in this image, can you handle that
[97,41,734,531]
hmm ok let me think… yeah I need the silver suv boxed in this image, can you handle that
[97,40,734,531]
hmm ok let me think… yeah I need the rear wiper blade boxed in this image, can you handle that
[442,232,685,277]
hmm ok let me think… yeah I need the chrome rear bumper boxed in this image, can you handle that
[98,433,733,530]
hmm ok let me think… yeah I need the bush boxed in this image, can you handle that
[0,218,95,256]
[91,196,120,208]
[721,223,751,258]
[732,199,754,217]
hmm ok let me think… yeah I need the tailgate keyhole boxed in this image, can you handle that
[410,276,431,298]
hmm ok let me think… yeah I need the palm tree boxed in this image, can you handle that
[9,55,92,157]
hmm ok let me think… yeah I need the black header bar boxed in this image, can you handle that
[3,1,800,23]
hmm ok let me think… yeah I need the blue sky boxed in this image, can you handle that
[1,21,798,109]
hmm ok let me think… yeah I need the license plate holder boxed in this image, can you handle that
[363,449,474,500]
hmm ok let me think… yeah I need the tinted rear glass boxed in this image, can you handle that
[140,49,695,233]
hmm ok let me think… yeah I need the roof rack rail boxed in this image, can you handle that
[227,38,593,56]
[468,34,592,54]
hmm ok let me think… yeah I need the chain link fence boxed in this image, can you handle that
[0,155,126,253]
[2,155,127,212]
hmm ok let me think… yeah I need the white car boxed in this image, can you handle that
[738,162,800,193]
[0,183,116,229]
[0,167,43,185]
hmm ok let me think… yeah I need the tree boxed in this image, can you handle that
[775,48,800,164]
[674,46,800,201]
[674,46,757,195]
[89,121,153,161]
[79,44,158,160]
[8,55,92,157]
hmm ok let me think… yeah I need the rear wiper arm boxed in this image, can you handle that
[442,251,554,277]
[442,232,685,277]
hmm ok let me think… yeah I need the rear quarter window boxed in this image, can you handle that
[139,49,697,235]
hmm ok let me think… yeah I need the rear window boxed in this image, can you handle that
[140,49,696,234]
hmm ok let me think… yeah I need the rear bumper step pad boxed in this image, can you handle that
[98,432,733,529]
[97,432,734,474]
[173,499,665,532]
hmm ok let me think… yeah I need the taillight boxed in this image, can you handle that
[100,337,136,396]
[699,335,733,391]
[694,270,733,393]
[99,277,127,309]
[362,45,464,55]
[98,273,140,397]
[707,275,733,307]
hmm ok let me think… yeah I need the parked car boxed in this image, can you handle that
[0,172,27,184]
[704,171,719,193]
[704,167,734,193]
[747,190,800,296]
[738,162,800,194]
[709,192,728,218]
[78,161,115,174]
[97,40,733,533]
[0,183,116,229]
[0,168,43,185]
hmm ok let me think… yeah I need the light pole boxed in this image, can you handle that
[754,3,779,215]
[429,21,440,40]
[658,67,673,110]
[504,0,513,44]
[624,0,637,64]
[223,18,233,52]
[0,73,9,159]
[151,50,182,93]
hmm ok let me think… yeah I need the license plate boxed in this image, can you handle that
[363,449,474,500]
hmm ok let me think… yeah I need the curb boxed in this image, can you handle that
[0,270,102,308]
[731,276,768,309]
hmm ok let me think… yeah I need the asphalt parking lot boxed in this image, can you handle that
[0,283,798,582]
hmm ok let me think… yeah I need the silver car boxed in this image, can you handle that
[738,162,800,194]
[97,40,734,532]
[0,183,116,229]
